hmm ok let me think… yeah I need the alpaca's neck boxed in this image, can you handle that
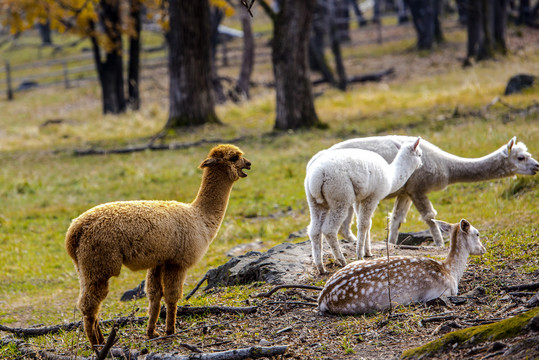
[442,235,469,285]
[444,149,513,183]
[191,168,235,237]
[388,152,417,193]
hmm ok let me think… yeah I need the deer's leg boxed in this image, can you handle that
[145,265,164,339]
[410,193,444,246]
[338,205,357,243]
[163,264,186,335]
[357,201,378,260]
[308,203,327,274]
[322,205,349,268]
[388,194,413,244]
[78,277,110,347]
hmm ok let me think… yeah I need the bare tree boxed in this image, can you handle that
[260,0,324,130]
[165,0,220,128]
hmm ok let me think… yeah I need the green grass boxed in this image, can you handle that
[0,18,538,359]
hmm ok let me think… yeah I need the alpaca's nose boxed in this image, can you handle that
[244,160,252,169]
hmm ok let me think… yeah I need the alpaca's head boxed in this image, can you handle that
[399,137,423,170]
[200,144,251,181]
[501,137,539,175]
[434,219,486,256]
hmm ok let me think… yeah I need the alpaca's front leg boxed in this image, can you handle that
[146,266,164,339]
[163,264,186,335]
[388,194,413,244]
[410,193,443,246]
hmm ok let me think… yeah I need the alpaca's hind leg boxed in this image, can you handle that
[321,206,349,268]
[146,265,164,339]
[388,194,413,244]
[356,201,378,260]
[410,193,443,246]
[308,205,327,274]
[78,278,110,346]
[338,206,357,243]
[163,264,187,335]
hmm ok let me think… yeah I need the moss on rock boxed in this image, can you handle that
[401,307,539,359]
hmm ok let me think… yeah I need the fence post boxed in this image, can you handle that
[63,61,70,88]
[5,60,13,100]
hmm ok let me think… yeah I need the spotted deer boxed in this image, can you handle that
[318,219,486,315]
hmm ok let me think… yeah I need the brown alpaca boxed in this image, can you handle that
[65,144,251,347]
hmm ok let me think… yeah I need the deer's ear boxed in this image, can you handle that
[432,219,452,234]
[459,219,471,233]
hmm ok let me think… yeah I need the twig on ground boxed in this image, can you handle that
[254,284,322,298]
[184,274,209,301]
[95,325,118,360]
[267,301,318,307]
[503,282,539,292]
[420,312,457,324]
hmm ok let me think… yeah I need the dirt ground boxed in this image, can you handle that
[167,249,537,359]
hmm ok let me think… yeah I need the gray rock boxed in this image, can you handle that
[205,239,389,289]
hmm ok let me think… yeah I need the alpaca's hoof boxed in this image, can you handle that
[316,267,328,275]
[147,330,160,339]
[165,329,175,336]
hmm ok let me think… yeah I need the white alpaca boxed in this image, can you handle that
[318,219,486,315]
[305,137,422,274]
[311,136,538,247]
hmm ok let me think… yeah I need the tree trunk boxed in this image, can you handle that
[234,3,255,99]
[128,0,141,110]
[329,0,347,90]
[406,0,438,50]
[38,20,52,45]
[166,0,220,128]
[210,7,226,104]
[272,0,322,130]
[89,0,127,115]
[493,0,508,54]
[465,0,481,63]
[478,0,494,60]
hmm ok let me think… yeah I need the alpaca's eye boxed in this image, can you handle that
[230,155,239,162]
[517,155,525,161]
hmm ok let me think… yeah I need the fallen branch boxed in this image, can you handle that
[420,312,457,324]
[267,301,318,307]
[0,316,147,337]
[508,292,537,297]
[503,282,539,292]
[159,306,258,320]
[75,136,247,156]
[144,345,288,360]
[312,67,395,86]
[254,284,322,298]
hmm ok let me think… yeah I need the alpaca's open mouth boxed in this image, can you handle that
[240,165,251,177]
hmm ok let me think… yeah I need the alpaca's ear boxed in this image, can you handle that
[459,219,471,233]
[413,137,421,150]
[504,136,516,157]
[432,219,452,234]
[199,158,222,169]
